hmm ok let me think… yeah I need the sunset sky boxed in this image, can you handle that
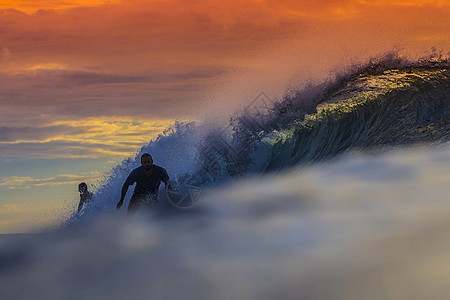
[1,0,449,233]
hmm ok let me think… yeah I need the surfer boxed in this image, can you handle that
[116,153,171,215]
[77,182,93,212]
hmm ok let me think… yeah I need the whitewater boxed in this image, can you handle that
[1,55,450,299]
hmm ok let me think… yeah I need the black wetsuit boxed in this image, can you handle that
[124,165,169,213]
[78,192,93,212]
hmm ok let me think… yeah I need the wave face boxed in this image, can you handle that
[69,59,450,220]
[263,67,450,170]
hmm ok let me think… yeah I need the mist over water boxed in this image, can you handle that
[1,144,450,299]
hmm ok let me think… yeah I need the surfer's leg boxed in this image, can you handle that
[127,197,141,216]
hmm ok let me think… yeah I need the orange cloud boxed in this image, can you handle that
[1,1,448,81]
[361,0,449,6]
[0,0,120,14]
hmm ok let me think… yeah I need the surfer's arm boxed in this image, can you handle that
[116,183,129,210]
[117,170,137,210]
[163,180,172,191]
[77,199,84,212]
[161,168,171,191]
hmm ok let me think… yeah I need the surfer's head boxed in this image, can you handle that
[141,153,153,171]
[78,182,88,194]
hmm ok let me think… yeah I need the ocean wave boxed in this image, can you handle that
[68,55,450,221]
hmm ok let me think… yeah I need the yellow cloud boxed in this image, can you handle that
[0,203,25,213]
[0,117,178,159]
[49,116,176,142]
[0,173,103,188]
[27,63,67,70]
[0,202,56,234]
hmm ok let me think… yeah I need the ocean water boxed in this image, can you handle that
[1,144,449,299]
[1,56,449,299]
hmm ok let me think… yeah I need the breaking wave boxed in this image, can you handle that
[69,53,450,218]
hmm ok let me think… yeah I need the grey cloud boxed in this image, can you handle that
[146,69,227,82]
[0,140,145,159]
[22,70,148,87]
[17,68,223,87]
[0,69,211,120]
[0,125,86,142]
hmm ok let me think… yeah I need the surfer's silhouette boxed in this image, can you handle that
[78,182,93,212]
[116,153,171,215]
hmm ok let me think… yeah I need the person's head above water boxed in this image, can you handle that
[78,182,88,194]
[141,153,153,171]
